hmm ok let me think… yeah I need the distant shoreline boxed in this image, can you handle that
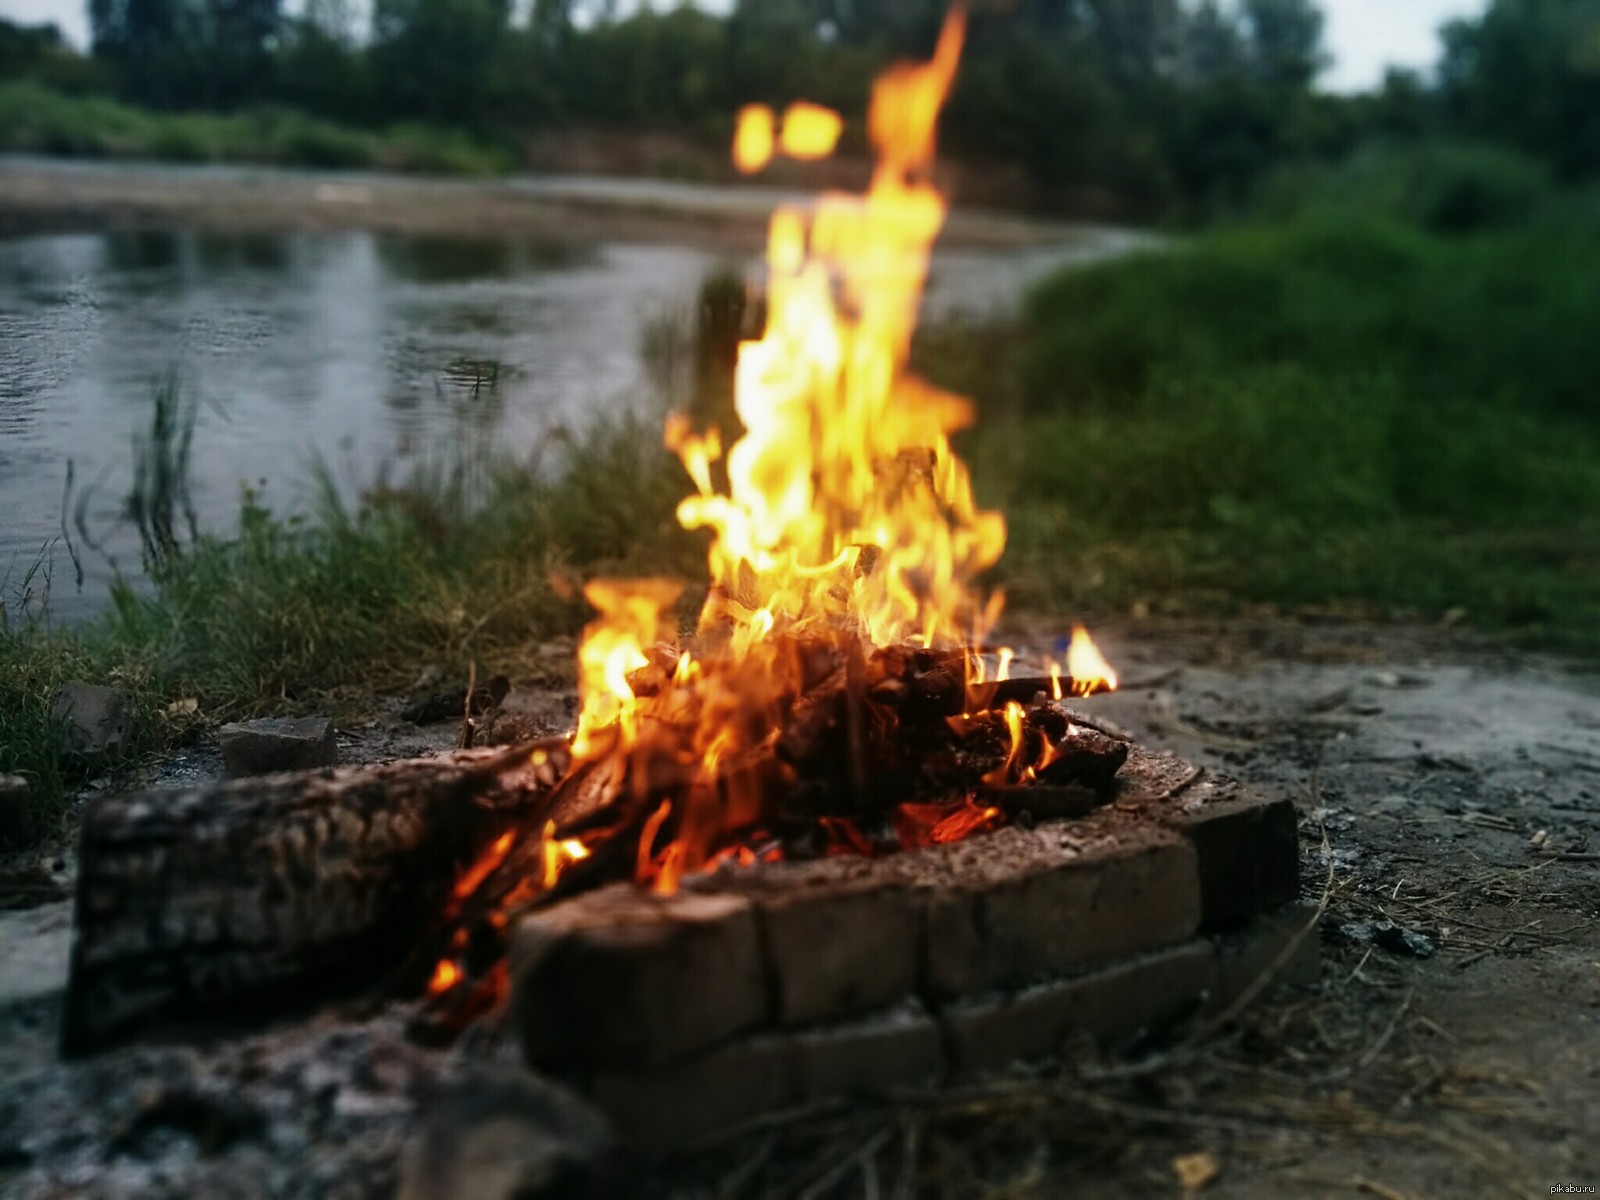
[0,156,1088,250]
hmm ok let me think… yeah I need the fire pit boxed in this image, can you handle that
[60,5,1311,1158]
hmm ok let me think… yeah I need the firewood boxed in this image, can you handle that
[61,742,560,1056]
[978,783,1107,821]
[1039,727,1130,793]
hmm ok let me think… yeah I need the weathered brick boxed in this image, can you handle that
[588,1034,796,1153]
[921,822,1202,997]
[1166,792,1300,927]
[1206,901,1321,1013]
[218,716,337,778]
[792,1000,945,1100]
[510,884,766,1071]
[1114,745,1300,928]
[943,940,1215,1075]
[748,876,921,1026]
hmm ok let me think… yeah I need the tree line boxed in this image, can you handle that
[3,0,1599,215]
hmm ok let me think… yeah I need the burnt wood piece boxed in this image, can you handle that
[1039,727,1129,793]
[979,783,1106,821]
[62,741,562,1056]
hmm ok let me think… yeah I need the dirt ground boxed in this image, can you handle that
[1,616,1597,1198]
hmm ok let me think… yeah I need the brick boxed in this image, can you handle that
[921,821,1202,997]
[218,716,337,778]
[1114,746,1301,928]
[792,1000,945,1100]
[588,1034,796,1153]
[1206,902,1321,1014]
[590,1001,945,1153]
[510,884,766,1071]
[1165,792,1300,928]
[735,873,922,1026]
[943,940,1215,1075]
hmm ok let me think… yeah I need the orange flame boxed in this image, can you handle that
[559,7,1115,889]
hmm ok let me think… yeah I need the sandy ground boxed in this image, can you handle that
[1,618,1597,1197]
[0,156,1104,253]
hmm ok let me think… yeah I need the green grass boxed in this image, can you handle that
[938,164,1600,646]
[1,414,694,841]
[0,81,514,174]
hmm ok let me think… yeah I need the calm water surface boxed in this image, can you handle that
[0,207,1134,619]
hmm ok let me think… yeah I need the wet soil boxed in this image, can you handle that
[1,617,1596,1197]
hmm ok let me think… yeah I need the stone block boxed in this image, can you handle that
[921,821,1202,997]
[792,1000,945,1100]
[511,884,767,1071]
[51,681,131,760]
[943,940,1215,1075]
[219,716,338,778]
[588,1033,795,1153]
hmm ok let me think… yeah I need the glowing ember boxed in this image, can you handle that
[428,958,461,995]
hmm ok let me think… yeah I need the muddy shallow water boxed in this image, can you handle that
[0,162,1147,621]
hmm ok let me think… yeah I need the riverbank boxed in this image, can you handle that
[0,155,1094,251]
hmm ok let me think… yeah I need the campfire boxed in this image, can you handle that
[421,7,1122,1016]
[62,8,1305,1155]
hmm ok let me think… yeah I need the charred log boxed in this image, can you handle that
[62,741,562,1056]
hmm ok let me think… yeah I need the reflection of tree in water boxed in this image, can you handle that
[373,234,593,284]
[192,231,291,274]
[103,231,181,274]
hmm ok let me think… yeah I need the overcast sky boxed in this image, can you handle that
[0,0,1487,94]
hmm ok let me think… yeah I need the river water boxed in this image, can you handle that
[0,174,1143,620]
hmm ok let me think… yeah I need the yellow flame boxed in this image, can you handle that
[982,699,1027,786]
[675,6,999,656]
[558,8,1114,885]
[571,578,682,759]
[780,101,843,159]
[1066,625,1118,694]
[539,820,591,889]
[733,103,775,173]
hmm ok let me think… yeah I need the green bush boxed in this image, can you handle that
[1264,142,1554,234]
[0,82,507,176]
[1023,206,1600,420]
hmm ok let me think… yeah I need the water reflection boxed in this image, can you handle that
[0,228,711,618]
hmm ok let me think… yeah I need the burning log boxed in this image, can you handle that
[62,740,564,1056]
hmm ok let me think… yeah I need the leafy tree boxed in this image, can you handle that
[1439,0,1600,178]
[370,0,511,122]
[1241,0,1326,90]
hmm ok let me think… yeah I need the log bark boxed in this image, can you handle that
[62,742,561,1056]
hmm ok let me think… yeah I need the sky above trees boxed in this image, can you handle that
[1,0,1484,93]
